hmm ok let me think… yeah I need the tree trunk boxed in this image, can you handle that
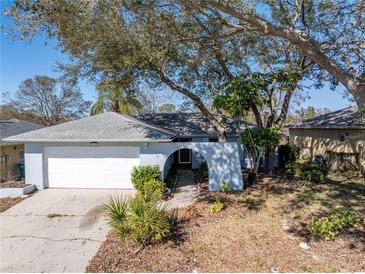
[158,69,227,141]
[352,84,365,110]
[264,149,275,173]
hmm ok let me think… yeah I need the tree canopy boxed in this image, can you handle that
[5,0,310,139]
[5,0,363,142]
[2,75,91,126]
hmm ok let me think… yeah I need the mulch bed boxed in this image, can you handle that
[86,176,365,273]
[0,180,28,188]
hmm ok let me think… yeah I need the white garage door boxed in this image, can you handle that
[45,146,140,188]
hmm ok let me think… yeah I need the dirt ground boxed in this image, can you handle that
[87,175,365,273]
[0,180,27,188]
[0,196,27,213]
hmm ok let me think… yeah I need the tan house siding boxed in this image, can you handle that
[0,144,24,181]
[289,128,365,176]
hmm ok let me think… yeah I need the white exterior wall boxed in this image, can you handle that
[24,141,244,191]
[191,137,208,169]
[24,144,45,189]
[140,142,243,191]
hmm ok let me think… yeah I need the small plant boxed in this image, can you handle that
[220,181,232,192]
[131,165,162,194]
[208,195,225,213]
[308,209,360,240]
[240,196,264,210]
[241,197,258,206]
[104,190,172,245]
[300,162,328,183]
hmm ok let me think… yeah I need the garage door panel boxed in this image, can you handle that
[45,146,139,189]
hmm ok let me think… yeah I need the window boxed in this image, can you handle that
[209,138,218,142]
[19,151,25,163]
[339,133,349,143]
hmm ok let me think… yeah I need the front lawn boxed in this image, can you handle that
[87,175,365,272]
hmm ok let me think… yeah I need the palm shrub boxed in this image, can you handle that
[131,165,162,194]
[104,190,171,245]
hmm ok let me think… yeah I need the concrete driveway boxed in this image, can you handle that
[0,188,134,273]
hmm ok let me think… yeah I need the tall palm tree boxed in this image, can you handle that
[90,80,143,115]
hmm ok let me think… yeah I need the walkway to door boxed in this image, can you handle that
[165,169,198,208]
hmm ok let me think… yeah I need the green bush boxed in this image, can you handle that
[198,162,208,178]
[286,162,328,183]
[104,191,172,245]
[208,196,225,213]
[144,178,164,198]
[220,181,232,192]
[300,163,328,183]
[285,162,299,178]
[308,210,360,240]
[131,165,161,194]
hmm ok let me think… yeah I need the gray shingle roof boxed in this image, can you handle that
[3,112,176,143]
[136,112,252,137]
[0,119,44,145]
[288,106,365,129]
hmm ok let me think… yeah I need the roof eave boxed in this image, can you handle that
[2,138,174,143]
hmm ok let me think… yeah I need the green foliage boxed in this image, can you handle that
[220,181,232,192]
[104,191,172,245]
[208,196,225,213]
[198,162,208,178]
[90,78,143,115]
[144,178,163,199]
[213,70,302,119]
[158,103,176,113]
[213,75,267,118]
[285,162,300,179]
[308,210,360,240]
[242,128,282,152]
[131,165,161,194]
[285,161,328,183]
[103,195,129,229]
[241,197,258,207]
[300,163,328,183]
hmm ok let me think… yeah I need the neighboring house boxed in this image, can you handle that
[287,106,365,176]
[3,112,245,191]
[0,119,44,181]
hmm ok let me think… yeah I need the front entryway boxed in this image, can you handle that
[166,169,198,208]
[179,148,191,164]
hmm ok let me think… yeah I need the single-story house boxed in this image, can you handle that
[287,106,365,176]
[0,119,44,181]
[3,112,245,191]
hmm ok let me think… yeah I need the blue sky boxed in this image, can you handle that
[0,1,354,111]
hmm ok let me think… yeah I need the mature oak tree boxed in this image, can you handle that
[195,0,365,108]
[6,0,319,138]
